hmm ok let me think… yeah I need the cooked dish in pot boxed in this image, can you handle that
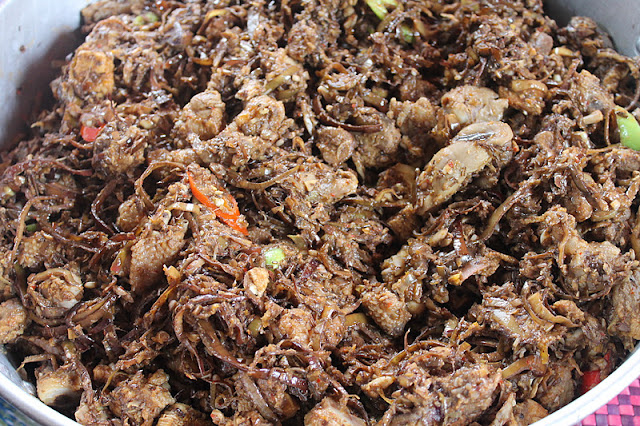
[1,0,640,424]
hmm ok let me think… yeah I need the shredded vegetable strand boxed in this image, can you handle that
[10,195,58,264]
[135,161,186,210]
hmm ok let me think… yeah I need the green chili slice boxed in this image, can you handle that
[615,106,640,150]
[264,247,285,269]
[399,24,414,43]
[365,0,398,20]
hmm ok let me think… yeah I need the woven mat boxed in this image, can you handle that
[580,378,640,426]
[0,397,36,426]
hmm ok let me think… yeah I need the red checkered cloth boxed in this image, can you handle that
[580,379,640,426]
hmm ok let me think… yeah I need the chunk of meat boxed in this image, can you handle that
[287,20,320,63]
[0,298,28,344]
[305,169,358,204]
[276,161,358,240]
[147,148,201,167]
[352,110,402,171]
[389,97,438,162]
[69,49,115,99]
[470,283,566,358]
[93,120,148,177]
[108,370,175,426]
[513,399,549,425]
[386,363,501,425]
[440,86,508,130]
[443,368,501,421]
[174,88,226,140]
[416,121,515,213]
[234,95,292,143]
[156,403,209,426]
[531,31,554,56]
[361,287,411,337]
[304,397,366,426]
[36,364,83,408]
[82,16,132,53]
[562,239,627,297]
[190,212,252,262]
[255,376,300,420]
[561,312,609,359]
[287,0,340,67]
[75,395,112,426]
[381,236,435,301]
[277,308,315,348]
[28,267,84,310]
[567,70,615,115]
[192,95,293,168]
[537,207,633,299]
[260,48,309,101]
[535,362,576,412]
[391,97,437,137]
[322,208,392,273]
[210,410,272,426]
[24,267,85,323]
[608,269,640,340]
[75,15,169,94]
[17,231,61,269]
[191,130,269,169]
[129,217,188,292]
[244,267,270,298]
[116,196,147,232]
[315,126,357,166]
[499,79,549,116]
[162,5,203,52]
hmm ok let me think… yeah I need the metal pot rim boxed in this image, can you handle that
[0,0,639,425]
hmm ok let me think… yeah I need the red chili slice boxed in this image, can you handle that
[80,124,106,142]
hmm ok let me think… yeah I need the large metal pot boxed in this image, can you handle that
[0,0,638,424]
